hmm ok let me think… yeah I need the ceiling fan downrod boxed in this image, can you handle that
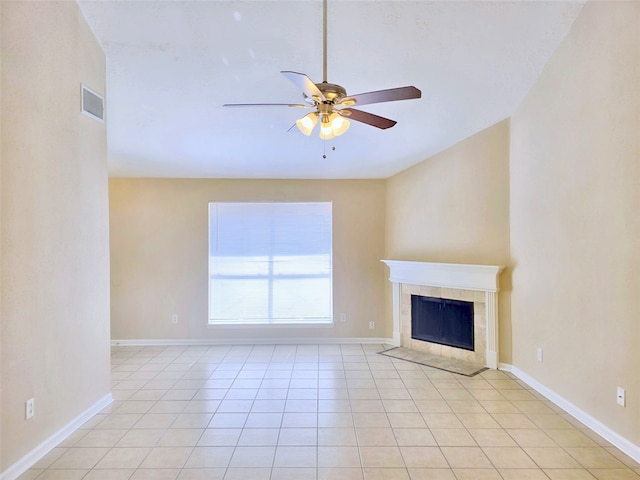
[323,0,328,83]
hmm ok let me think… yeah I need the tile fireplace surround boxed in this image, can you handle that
[382,260,504,369]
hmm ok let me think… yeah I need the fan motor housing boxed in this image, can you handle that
[316,82,347,102]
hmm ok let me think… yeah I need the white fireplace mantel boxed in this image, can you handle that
[381,260,504,369]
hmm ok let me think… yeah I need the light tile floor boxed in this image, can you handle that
[20,344,640,480]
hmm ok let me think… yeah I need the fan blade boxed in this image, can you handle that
[341,108,397,130]
[223,103,311,108]
[337,86,421,107]
[281,71,326,102]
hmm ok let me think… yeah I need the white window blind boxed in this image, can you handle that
[208,202,333,324]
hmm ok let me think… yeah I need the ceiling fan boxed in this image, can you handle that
[223,0,421,141]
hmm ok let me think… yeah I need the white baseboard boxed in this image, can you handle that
[0,393,113,480]
[111,337,395,347]
[505,364,640,463]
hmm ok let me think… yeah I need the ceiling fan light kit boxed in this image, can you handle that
[329,113,350,136]
[297,108,350,139]
[296,112,319,136]
[223,0,421,142]
[318,112,350,140]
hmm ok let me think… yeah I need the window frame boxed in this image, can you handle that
[207,201,334,326]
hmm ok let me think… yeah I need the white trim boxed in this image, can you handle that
[381,260,504,292]
[506,364,640,463]
[207,322,334,329]
[0,393,113,480]
[111,337,395,347]
[390,281,401,346]
[485,291,499,369]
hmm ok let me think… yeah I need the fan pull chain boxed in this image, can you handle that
[322,142,337,159]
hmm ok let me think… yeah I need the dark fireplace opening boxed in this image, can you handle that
[411,295,474,351]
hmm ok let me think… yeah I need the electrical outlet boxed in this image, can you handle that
[369,321,375,330]
[339,313,347,322]
[537,347,543,362]
[26,398,35,420]
[617,387,625,406]
[172,314,178,324]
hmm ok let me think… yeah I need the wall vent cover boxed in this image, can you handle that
[81,84,104,122]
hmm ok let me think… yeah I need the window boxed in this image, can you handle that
[208,202,332,325]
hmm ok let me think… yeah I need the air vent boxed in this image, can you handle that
[81,84,104,122]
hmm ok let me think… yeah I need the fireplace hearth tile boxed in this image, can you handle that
[378,347,488,377]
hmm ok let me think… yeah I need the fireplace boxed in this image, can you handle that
[411,295,474,351]
[381,260,504,368]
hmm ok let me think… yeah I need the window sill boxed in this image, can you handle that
[207,321,334,329]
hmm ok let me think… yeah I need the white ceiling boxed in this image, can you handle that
[77,0,584,179]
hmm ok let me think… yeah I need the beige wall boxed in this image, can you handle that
[385,120,512,361]
[109,179,386,341]
[510,1,640,444]
[0,0,3,465]
[1,1,111,471]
